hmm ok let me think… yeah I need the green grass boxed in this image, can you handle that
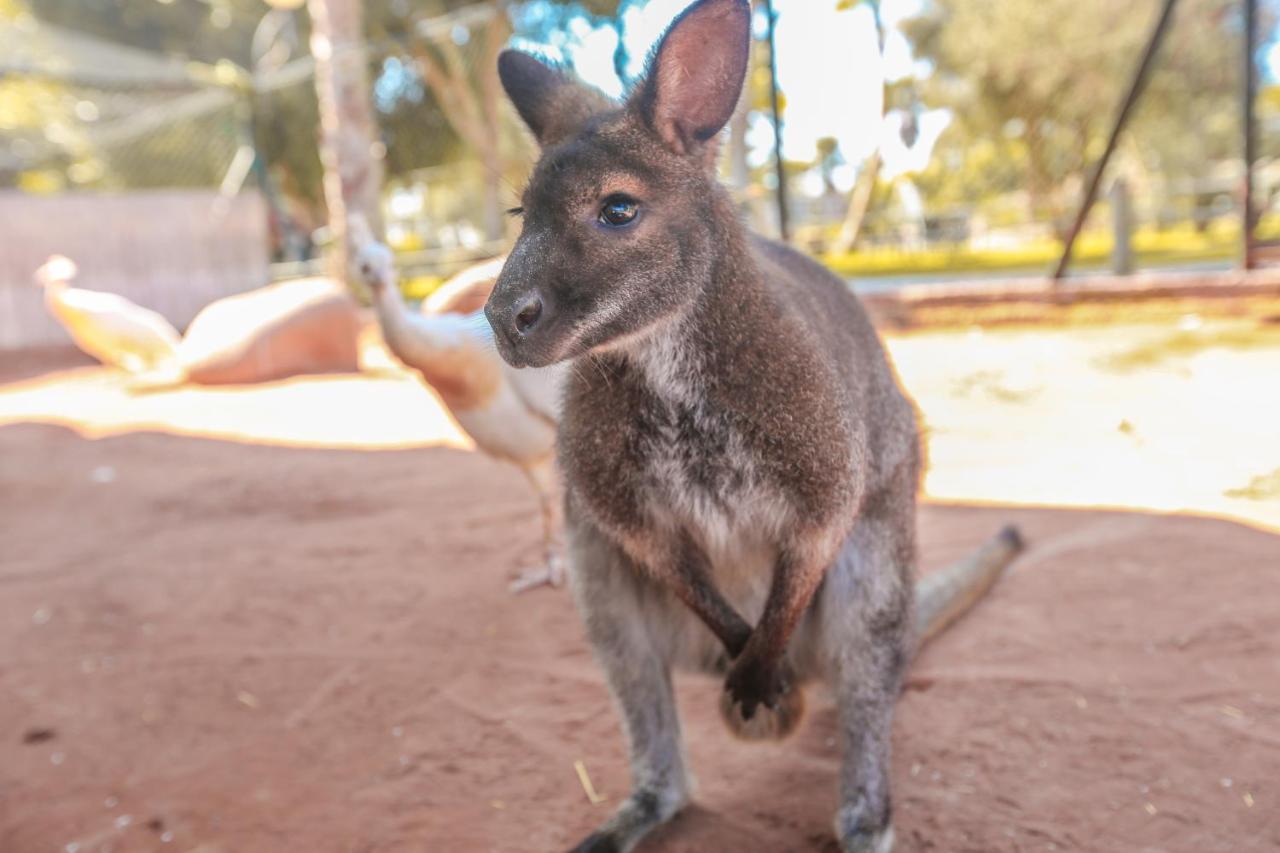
[390,219,1280,293]
[822,219,1280,279]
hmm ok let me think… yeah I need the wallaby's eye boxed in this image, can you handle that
[506,206,524,218]
[599,194,639,227]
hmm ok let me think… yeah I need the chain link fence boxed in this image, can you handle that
[1,3,525,284]
[0,19,250,193]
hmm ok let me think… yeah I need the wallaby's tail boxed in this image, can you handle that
[915,524,1023,646]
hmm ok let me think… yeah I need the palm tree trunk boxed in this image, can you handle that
[834,0,885,254]
[834,149,881,253]
[307,0,385,280]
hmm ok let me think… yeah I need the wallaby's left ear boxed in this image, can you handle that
[499,50,614,147]
[631,0,752,156]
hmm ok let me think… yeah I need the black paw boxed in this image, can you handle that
[568,831,621,853]
[724,652,789,720]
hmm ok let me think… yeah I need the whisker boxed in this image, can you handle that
[465,312,500,353]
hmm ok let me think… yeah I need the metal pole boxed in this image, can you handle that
[1052,0,1179,281]
[1243,0,1258,269]
[1110,177,1134,275]
[763,0,789,242]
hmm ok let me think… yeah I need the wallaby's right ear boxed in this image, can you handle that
[632,0,752,156]
[498,50,612,147]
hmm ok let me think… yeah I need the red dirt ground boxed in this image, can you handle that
[4,320,1280,853]
[2,418,1278,853]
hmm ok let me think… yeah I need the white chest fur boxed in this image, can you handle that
[629,326,791,617]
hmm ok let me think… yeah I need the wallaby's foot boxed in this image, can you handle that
[839,825,894,853]
[568,785,689,853]
[508,554,565,594]
[723,649,791,720]
[568,831,619,853]
[834,799,896,850]
[835,788,895,853]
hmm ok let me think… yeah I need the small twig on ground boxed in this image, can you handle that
[574,760,607,805]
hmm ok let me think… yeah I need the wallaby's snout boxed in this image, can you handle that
[486,287,549,366]
[485,249,561,368]
[511,292,544,336]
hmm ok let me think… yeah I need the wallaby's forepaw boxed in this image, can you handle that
[724,652,790,720]
[719,678,805,740]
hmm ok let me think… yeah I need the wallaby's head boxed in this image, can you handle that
[485,0,751,368]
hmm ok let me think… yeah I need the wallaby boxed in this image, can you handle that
[485,1,1021,850]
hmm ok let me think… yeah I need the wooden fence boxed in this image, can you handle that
[0,190,269,350]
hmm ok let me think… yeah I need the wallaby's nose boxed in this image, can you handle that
[513,293,543,336]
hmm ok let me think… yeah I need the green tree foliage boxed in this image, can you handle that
[10,0,680,234]
[904,0,1246,233]
[511,0,630,82]
[16,1,519,224]
[0,0,78,190]
[31,0,268,66]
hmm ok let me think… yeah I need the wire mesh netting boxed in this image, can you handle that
[0,19,249,193]
[5,0,1280,282]
[0,3,527,273]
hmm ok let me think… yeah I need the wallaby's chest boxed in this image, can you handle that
[634,392,752,518]
[563,354,782,555]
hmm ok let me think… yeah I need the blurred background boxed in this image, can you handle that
[5,0,1280,308]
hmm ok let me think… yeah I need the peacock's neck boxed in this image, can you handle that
[370,283,420,358]
[370,282,501,408]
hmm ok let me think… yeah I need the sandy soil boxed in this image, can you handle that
[2,319,1279,852]
[891,318,1280,532]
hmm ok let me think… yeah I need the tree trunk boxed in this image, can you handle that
[411,3,511,243]
[478,6,509,242]
[1110,177,1134,275]
[482,156,504,242]
[834,149,881,253]
[307,0,385,281]
[834,0,885,255]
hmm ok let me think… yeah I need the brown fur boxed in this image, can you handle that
[487,2,919,850]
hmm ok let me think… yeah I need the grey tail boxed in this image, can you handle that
[915,524,1024,646]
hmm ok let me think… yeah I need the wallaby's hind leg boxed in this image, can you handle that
[833,685,898,853]
[567,519,691,853]
[821,515,915,853]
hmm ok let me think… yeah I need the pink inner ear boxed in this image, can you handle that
[647,0,752,153]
